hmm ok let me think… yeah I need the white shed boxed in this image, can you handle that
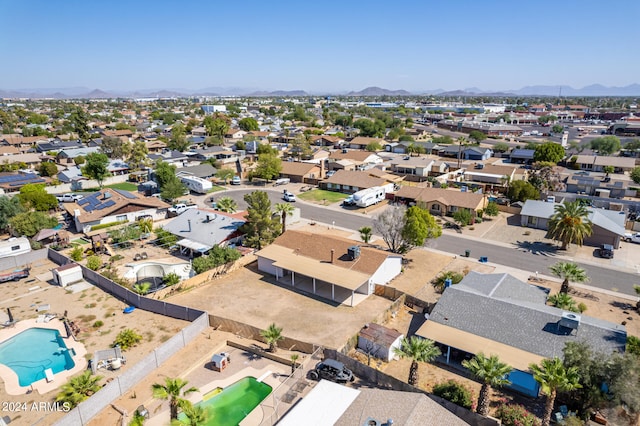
[357,323,403,362]
[52,263,83,288]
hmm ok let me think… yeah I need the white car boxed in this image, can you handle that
[283,191,296,202]
[624,232,640,243]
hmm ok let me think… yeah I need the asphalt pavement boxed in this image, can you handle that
[220,187,640,297]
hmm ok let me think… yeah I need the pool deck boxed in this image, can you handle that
[0,318,88,395]
[145,343,290,426]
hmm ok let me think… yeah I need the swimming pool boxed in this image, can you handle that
[179,377,272,426]
[0,328,75,387]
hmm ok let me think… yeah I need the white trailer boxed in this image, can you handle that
[353,186,386,208]
[0,237,31,259]
[179,175,213,194]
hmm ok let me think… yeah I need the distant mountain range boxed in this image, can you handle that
[2,84,640,99]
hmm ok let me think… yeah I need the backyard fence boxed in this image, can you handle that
[47,249,209,426]
[0,248,48,272]
[324,350,499,426]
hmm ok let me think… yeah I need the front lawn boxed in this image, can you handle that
[208,185,226,193]
[106,182,139,191]
[297,189,348,205]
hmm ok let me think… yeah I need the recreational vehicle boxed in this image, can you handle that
[179,175,213,194]
[353,186,386,208]
[0,237,32,259]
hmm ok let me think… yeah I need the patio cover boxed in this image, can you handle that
[177,238,212,253]
[416,321,544,371]
[259,244,370,291]
[33,228,58,241]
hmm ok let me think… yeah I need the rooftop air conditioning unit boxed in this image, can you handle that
[347,245,361,260]
[559,312,581,330]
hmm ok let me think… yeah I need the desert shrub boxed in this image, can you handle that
[627,335,640,356]
[71,246,84,261]
[432,380,474,410]
[113,328,142,351]
[86,255,102,271]
[496,403,540,426]
[93,320,104,328]
[163,272,181,287]
[452,209,472,226]
[432,270,465,292]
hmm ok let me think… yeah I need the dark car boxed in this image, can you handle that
[598,244,614,259]
[308,359,354,383]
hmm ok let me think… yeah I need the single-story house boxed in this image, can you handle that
[256,230,402,307]
[161,209,246,257]
[107,160,129,175]
[329,150,383,168]
[462,164,518,186]
[417,271,627,397]
[510,149,535,164]
[320,170,394,194]
[279,379,469,426]
[57,147,101,163]
[36,139,84,153]
[176,164,217,179]
[57,166,85,184]
[148,150,190,166]
[357,323,403,362]
[565,175,629,199]
[310,135,345,147]
[279,161,322,183]
[519,199,627,248]
[189,146,237,162]
[62,188,171,233]
[348,136,386,150]
[0,171,47,192]
[389,156,436,177]
[572,155,636,173]
[394,186,485,217]
[224,128,247,140]
[1,135,48,151]
[0,153,47,169]
[438,146,493,161]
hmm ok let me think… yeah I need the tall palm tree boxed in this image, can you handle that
[215,196,237,213]
[549,261,589,294]
[359,226,372,244]
[456,136,467,169]
[462,353,512,416]
[274,203,295,234]
[393,336,441,386]
[152,377,199,420]
[260,323,284,353]
[529,358,582,426]
[56,371,103,409]
[546,201,593,250]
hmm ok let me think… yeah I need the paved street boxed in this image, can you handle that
[219,188,640,297]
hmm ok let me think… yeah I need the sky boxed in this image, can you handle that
[1,0,639,93]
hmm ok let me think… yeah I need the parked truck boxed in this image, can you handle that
[353,186,386,208]
[179,175,213,194]
[167,203,198,217]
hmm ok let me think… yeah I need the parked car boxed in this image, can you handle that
[283,191,296,202]
[231,176,241,185]
[325,170,336,178]
[598,244,614,259]
[308,359,354,383]
[624,232,640,244]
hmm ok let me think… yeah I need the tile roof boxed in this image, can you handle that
[395,186,485,209]
[330,150,381,162]
[280,161,320,176]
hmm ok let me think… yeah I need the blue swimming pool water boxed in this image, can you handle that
[0,328,75,387]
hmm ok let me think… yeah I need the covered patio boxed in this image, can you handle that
[176,238,211,258]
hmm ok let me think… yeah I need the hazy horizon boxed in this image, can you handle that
[1,0,639,92]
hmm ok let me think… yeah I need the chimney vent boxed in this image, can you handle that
[330,249,335,263]
[187,219,192,232]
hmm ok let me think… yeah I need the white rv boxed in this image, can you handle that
[179,175,213,194]
[353,186,386,208]
[0,237,31,259]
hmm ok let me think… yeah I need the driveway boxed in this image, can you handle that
[168,262,394,350]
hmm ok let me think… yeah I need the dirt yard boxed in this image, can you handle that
[0,256,188,426]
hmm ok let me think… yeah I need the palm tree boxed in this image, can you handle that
[56,371,103,409]
[529,358,581,426]
[393,336,441,386]
[216,196,237,213]
[152,377,199,421]
[462,353,512,416]
[274,203,295,234]
[549,261,589,294]
[132,282,151,295]
[634,285,640,312]
[546,201,593,250]
[547,292,579,312]
[359,226,372,244]
[456,136,467,169]
[260,323,284,353]
[171,400,207,426]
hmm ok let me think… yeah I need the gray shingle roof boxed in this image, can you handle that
[429,272,626,359]
[163,209,245,247]
[520,200,626,235]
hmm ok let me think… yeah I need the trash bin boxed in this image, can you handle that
[464,250,471,258]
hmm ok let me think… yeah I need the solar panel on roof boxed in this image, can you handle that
[78,198,89,206]
[102,200,116,208]
[114,189,137,199]
[84,206,95,212]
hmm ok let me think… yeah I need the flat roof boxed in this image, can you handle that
[277,380,361,426]
[416,321,544,371]
[259,244,370,291]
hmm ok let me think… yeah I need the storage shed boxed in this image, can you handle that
[210,352,230,372]
[357,323,403,362]
[52,263,83,288]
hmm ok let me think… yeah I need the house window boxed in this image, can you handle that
[431,204,440,211]
[116,215,127,222]
[11,245,20,251]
